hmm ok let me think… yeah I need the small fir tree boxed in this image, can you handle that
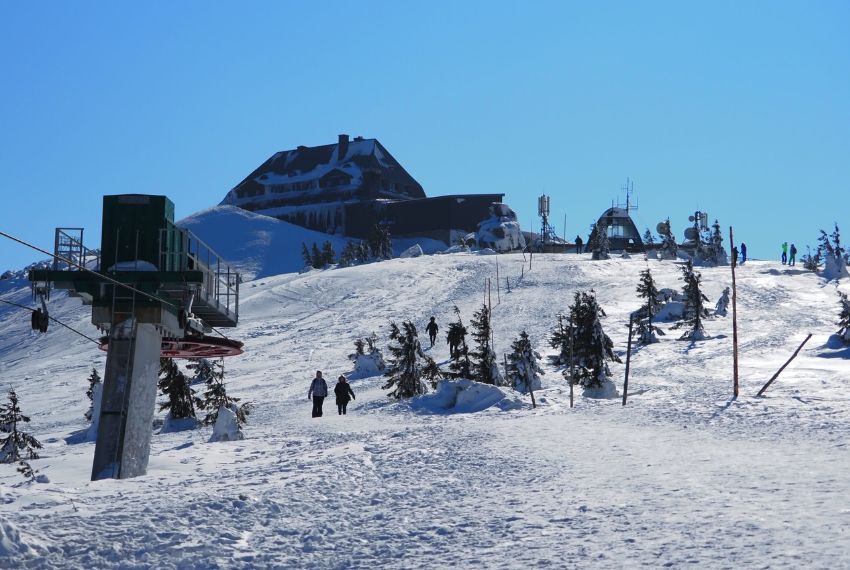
[158,358,196,422]
[506,331,544,394]
[548,312,572,366]
[715,287,731,317]
[643,228,656,247]
[563,291,621,389]
[310,242,323,269]
[445,306,472,379]
[802,245,821,272]
[590,222,610,260]
[836,291,850,344]
[635,268,665,344]
[349,333,386,376]
[301,243,313,268]
[368,224,393,260]
[382,321,441,398]
[190,358,249,426]
[673,260,710,340]
[0,390,42,465]
[659,218,678,260]
[339,241,362,267]
[321,241,336,267]
[819,224,849,280]
[469,304,505,385]
[84,367,101,422]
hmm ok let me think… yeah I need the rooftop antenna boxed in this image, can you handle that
[617,177,638,213]
[537,194,557,247]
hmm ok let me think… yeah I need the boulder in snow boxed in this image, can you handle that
[476,203,526,253]
[399,244,424,258]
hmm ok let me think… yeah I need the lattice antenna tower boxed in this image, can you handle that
[616,177,639,213]
[538,194,558,245]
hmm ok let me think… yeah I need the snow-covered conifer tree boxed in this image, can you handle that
[715,286,731,317]
[190,358,249,432]
[802,245,821,272]
[659,218,678,260]
[591,222,610,260]
[819,224,849,280]
[321,241,335,267]
[506,331,544,394]
[369,224,392,260]
[564,291,621,393]
[548,313,572,366]
[469,304,505,385]
[158,358,196,427]
[643,228,655,247]
[673,260,710,340]
[339,241,359,267]
[836,291,850,344]
[382,321,441,398]
[709,220,728,265]
[635,268,665,344]
[446,306,471,379]
[84,367,101,422]
[0,390,42,464]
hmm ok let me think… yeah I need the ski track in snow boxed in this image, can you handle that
[1,254,849,568]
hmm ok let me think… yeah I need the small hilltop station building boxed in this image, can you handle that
[221,134,506,245]
[586,206,645,253]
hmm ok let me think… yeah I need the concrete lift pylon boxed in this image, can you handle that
[28,194,242,480]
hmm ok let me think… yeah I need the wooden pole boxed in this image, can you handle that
[529,250,532,271]
[568,314,575,408]
[730,226,739,398]
[756,334,812,397]
[496,258,501,304]
[622,314,634,406]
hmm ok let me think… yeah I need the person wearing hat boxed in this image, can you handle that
[334,375,356,415]
[308,370,328,418]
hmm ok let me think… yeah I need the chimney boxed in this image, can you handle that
[338,134,349,161]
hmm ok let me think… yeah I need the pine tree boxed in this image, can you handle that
[310,242,323,268]
[506,331,544,394]
[369,224,392,260]
[715,287,731,317]
[563,291,621,389]
[158,358,196,422]
[819,224,849,280]
[321,241,336,266]
[673,260,710,340]
[339,241,362,267]
[837,291,850,344]
[643,228,655,247]
[709,220,728,265]
[548,312,572,366]
[353,337,365,356]
[0,390,42,464]
[301,242,312,268]
[190,358,249,426]
[635,268,665,344]
[382,321,441,398]
[659,218,678,260]
[802,245,821,272]
[469,304,505,385]
[591,222,610,260]
[446,306,471,379]
[84,367,101,422]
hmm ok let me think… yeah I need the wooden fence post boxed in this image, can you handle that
[756,334,812,396]
[622,314,634,406]
[730,226,739,398]
[569,314,575,408]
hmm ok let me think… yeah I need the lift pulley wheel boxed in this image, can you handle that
[98,335,244,358]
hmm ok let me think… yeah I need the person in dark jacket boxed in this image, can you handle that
[789,243,797,266]
[334,375,356,415]
[426,317,439,348]
[740,242,747,265]
[308,370,328,418]
[575,235,583,254]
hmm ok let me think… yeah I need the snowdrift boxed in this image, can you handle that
[410,379,524,414]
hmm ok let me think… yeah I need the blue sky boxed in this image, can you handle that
[1,1,848,269]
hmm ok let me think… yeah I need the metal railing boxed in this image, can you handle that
[53,228,100,271]
[159,222,239,321]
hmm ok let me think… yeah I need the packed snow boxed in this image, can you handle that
[1,231,849,567]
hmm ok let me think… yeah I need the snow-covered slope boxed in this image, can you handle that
[1,252,849,568]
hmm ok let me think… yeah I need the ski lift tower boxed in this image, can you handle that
[537,194,557,247]
[28,194,242,481]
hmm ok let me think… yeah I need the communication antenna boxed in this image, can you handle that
[616,177,638,213]
[537,194,557,246]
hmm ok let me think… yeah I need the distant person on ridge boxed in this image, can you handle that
[308,370,328,418]
[575,235,583,254]
[740,242,747,265]
[334,375,356,415]
[426,316,439,348]
[789,243,797,266]
[781,242,788,265]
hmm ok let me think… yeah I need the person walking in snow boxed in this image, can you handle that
[575,235,583,254]
[789,243,797,266]
[308,370,328,418]
[781,242,788,265]
[740,242,747,265]
[426,316,439,348]
[334,375,356,415]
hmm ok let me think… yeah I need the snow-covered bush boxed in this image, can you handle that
[349,333,386,378]
[715,287,731,317]
[506,331,544,394]
[476,203,526,252]
[209,403,244,442]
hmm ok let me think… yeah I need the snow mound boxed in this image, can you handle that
[0,516,46,557]
[209,404,244,442]
[476,203,526,253]
[399,244,424,258]
[349,352,385,379]
[582,380,620,399]
[410,379,524,414]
